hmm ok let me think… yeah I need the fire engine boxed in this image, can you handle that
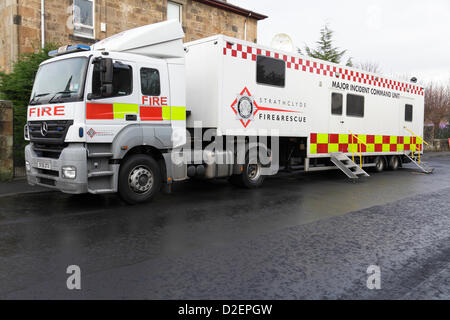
[24,20,430,204]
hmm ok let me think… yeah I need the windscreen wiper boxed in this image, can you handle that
[47,90,76,104]
[29,93,50,105]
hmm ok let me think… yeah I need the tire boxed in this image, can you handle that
[373,156,386,172]
[231,158,265,189]
[242,161,265,188]
[388,156,400,171]
[118,154,161,204]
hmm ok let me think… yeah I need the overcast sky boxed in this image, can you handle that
[229,0,450,84]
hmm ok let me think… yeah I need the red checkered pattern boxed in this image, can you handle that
[223,42,424,96]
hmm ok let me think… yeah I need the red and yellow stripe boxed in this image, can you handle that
[310,133,422,154]
[86,103,186,121]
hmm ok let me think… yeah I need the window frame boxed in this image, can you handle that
[331,92,343,115]
[140,67,161,97]
[73,0,95,39]
[167,1,182,23]
[405,104,413,122]
[91,61,134,99]
[255,55,286,88]
[346,94,365,118]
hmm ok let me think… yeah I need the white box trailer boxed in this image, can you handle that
[185,35,425,160]
[24,21,430,204]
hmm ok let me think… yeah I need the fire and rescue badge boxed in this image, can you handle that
[230,87,256,128]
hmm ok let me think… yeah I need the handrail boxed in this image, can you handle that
[403,126,429,165]
[349,131,368,168]
[403,126,430,146]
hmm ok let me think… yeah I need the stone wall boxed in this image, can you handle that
[182,0,258,43]
[1,0,261,71]
[424,139,450,152]
[0,101,14,181]
[0,0,19,73]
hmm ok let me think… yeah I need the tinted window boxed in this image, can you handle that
[141,68,161,96]
[92,62,133,97]
[346,94,364,117]
[331,93,343,115]
[405,104,413,122]
[256,55,285,87]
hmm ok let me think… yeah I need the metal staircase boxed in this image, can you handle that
[330,152,370,180]
[404,152,434,174]
[402,126,433,174]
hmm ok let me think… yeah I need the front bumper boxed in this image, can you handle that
[25,143,88,194]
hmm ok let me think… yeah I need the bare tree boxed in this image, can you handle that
[356,61,382,74]
[425,82,450,140]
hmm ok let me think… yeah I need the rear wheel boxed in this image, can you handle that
[373,156,386,172]
[230,159,265,189]
[118,154,161,204]
[388,156,400,171]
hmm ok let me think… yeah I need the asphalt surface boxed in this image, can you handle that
[0,153,449,299]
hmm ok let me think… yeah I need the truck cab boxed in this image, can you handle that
[25,21,188,203]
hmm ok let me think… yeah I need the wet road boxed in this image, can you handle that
[0,154,449,299]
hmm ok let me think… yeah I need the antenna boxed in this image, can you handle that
[271,33,294,52]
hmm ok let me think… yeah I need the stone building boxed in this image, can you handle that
[0,0,267,72]
[0,101,13,181]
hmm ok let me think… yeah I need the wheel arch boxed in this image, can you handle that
[121,145,168,182]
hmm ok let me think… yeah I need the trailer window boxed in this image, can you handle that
[405,104,413,122]
[331,93,343,115]
[256,56,285,87]
[92,62,133,98]
[346,94,364,118]
[141,68,161,96]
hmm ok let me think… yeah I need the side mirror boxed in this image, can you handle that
[101,83,113,97]
[91,57,114,99]
[100,58,113,84]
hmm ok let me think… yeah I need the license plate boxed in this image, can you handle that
[37,161,51,170]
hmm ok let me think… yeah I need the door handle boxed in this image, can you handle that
[126,114,137,121]
[340,121,345,124]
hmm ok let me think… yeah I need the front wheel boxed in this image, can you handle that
[118,154,161,204]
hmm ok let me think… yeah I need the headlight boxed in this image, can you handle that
[25,161,31,172]
[62,166,77,179]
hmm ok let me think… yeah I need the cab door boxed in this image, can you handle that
[138,59,174,149]
[85,56,140,143]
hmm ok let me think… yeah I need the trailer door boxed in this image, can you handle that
[328,92,345,134]
[342,93,366,135]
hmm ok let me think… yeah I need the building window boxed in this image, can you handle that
[331,93,343,115]
[167,1,182,22]
[73,0,94,39]
[346,94,364,117]
[256,56,285,87]
[141,68,161,96]
[92,62,133,98]
[405,104,413,122]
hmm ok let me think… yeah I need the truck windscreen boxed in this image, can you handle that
[29,57,89,105]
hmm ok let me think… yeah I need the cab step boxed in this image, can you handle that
[88,152,113,158]
[87,188,115,194]
[88,171,114,178]
[330,152,370,179]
